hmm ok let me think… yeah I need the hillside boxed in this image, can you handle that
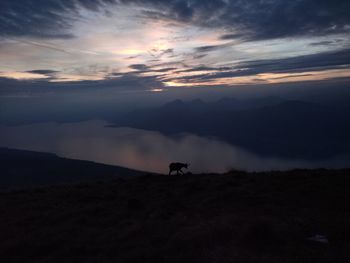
[0,168,349,262]
[0,148,146,188]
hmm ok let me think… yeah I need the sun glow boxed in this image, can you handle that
[0,71,49,80]
[150,88,164,92]
[164,81,197,87]
[1,1,349,87]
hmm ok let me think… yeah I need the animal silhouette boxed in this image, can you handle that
[169,162,189,175]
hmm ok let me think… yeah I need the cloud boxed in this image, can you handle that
[26,70,59,75]
[0,70,165,96]
[209,0,350,40]
[218,33,244,40]
[192,54,207,60]
[194,44,227,53]
[135,0,350,41]
[0,0,123,38]
[176,66,231,73]
[1,1,349,40]
[166,48,350,83]
[172,0,193,20]
[1,0,349,90]
[152,67,177,73]
[128,64,176,74]
[309,41,337,47]
[129,64,149,71]
[148,48,175,59]
[2,48,349,94]
[0,0,74,38]
[238,48,350,74]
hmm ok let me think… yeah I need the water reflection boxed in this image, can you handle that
[0,120,349,173]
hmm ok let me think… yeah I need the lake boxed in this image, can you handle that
[1,120,349,173]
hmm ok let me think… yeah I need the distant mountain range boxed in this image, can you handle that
[0,148,146,188]
[111,97,350,159]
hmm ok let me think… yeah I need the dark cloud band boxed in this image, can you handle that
[1,0,349,40]
[164,49,350,83]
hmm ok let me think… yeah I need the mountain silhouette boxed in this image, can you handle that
[112,97,350,159]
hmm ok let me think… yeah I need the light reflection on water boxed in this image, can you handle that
[0,120,349,173]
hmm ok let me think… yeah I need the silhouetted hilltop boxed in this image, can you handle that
[0,167,349,262]
[0,148,146,188]
[162,99,187,110]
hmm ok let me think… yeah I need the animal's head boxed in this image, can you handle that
[185,163,190,168]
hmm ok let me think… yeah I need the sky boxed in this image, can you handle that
[1,0,350,172]
[0,0,350,96]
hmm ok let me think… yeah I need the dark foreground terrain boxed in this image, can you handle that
[1,168,350,262]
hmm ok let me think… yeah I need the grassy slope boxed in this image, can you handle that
[0,169,350,263]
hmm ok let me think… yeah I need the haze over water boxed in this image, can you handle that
[1,120,349,174]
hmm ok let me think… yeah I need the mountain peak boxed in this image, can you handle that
[163,99,185,108]
[190,98,205,104]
